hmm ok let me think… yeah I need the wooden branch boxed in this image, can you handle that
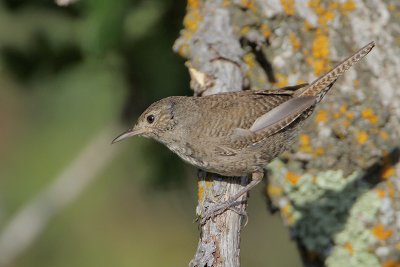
[174,1,248,266]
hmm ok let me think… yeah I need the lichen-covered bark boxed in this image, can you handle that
[238,1,400,266]
[175,0,400,266]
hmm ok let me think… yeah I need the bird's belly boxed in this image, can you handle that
[166,143,210,169]
[174,147,266,176]
[164,129,298,176]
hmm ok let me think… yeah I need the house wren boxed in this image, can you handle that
[113,42,375,222]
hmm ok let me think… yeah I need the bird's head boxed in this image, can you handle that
[112,97,179,144]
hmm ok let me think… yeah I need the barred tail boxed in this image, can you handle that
[295,41,375,102]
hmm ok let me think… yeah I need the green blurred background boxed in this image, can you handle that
[0,0,301,266]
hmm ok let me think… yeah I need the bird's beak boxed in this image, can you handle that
[111,128,143,144]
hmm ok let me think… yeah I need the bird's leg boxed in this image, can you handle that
[200,172,264,225]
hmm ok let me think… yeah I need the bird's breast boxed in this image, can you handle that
[164,141,210,169]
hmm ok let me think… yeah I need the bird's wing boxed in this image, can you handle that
[253,83,309,96]
[249,96,316,133]
[271,83,309,92]
[229,96,315,139]
[197,92,293,135]
[214,96,316,155]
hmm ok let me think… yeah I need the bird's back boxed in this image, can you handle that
[191,88,298,138]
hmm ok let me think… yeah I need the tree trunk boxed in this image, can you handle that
[174,1,249,266]
[174,0,400,266]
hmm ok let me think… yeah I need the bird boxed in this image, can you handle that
[112,41,375,223]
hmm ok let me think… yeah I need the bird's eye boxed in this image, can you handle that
[146,114,155,124]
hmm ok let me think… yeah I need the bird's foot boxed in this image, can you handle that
[200,199,247,225]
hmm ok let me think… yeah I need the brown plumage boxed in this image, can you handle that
[113,42,375,222]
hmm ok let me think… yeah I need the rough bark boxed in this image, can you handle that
[174,1,249,266]
[175,0,400,266]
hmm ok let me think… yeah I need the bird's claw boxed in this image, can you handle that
[200,200,247,225]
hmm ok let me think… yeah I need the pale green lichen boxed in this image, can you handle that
[267,157,400,265]
[267,159,381,255]
[326,248,380,267]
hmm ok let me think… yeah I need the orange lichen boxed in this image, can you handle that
[388,182,395,199]
[306,0,342,75]
[286,171,301,185]
[198,181,213,201]
[274,74,288,87]
[240,0,256,10]
[281,203,296,225]
[223,0,230,7]
[183,11,202,32]
[382,259,400,267]
[372,224,393,241]
[339,104,347,113]
[381,165,395,180]
[314,147,325,156]
[308,0,324,15]
[240,26,251,35]
[375,189,386,198]
[308,0,336,25]
[260,23,271,38]
[341,120,350,128]
[300,134,310,146]
[380,131,389,140]
[353,79,360,88]
[281,203,291,215]
[243,53,257,69]
[318,10,335,25]
[328,2,339,10]
[289,32,301,50]
[356,131,368,144]
[315,110,328,123]
[188,0,200,9]
[183,0,203,34]
[297,79,306,84]
[313,59,327,75]
[344,242,353,255]
[241,0,259,11]
[300,146,312,153]
[286,215,295,225]
[346,112,354,120]
[299,134,313,152]
[198,181,204,201]
[281,203,293,218]
[333,112,341,119]
[310,31,331,75]
[340,0,356,14]
[280,0,296,16]
[267,185,283,196]
[362,108,379,124]
[179,2,203,56]
[312,31,330,58]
